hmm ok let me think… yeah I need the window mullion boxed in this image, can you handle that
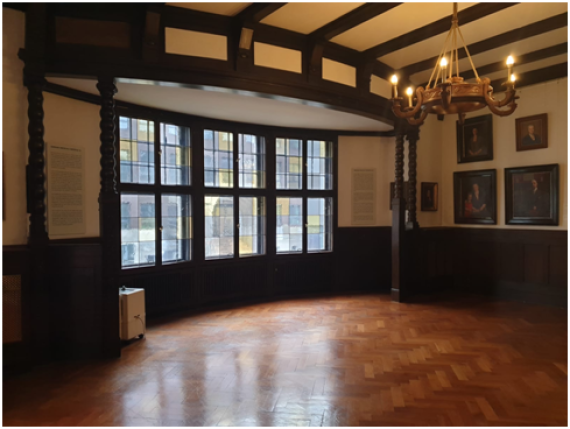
[155,119,163,267]
[233,131,239,260]
[302,139,308,254]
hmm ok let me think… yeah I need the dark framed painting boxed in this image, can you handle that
[505,164,558,226]
[421,182,438,211]
[456,114,493,163]
[453,169,497,225]
[390,181,408,210]
[516,113,548,151]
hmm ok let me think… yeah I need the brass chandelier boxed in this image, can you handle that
[391,3,518,126]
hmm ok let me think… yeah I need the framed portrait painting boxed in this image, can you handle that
[516,113,548,151]
[453,169,497,225]
[421,182,438,211]
[456,114,493,163]
[505,164,558,226]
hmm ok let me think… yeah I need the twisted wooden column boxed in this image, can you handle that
[24,70,50,360]
[97,77,121,358]
[25,74,48,243]
[391,119,407,302]
[406,125,420,230]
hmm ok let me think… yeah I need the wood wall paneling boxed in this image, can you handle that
[419,228,567,307]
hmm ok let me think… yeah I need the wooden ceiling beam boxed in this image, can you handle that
[400,12,568,78]
[309,3,402,42]
[363,3,518,60]
[460,43,568,82]
[489,62,567,90]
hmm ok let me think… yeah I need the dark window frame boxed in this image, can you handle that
[115,104,338,274]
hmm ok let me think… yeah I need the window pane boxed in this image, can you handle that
[204,130,233,188]
[308,140,333,190]
[276,197,303,254]
[239,197,265,257]
[120,117,155,184]
[160,123,191,186]
[307,197,333,253]
[161,194,192,263]
[239,134,265,189]
[205,195,234,259]
[121,194,156,268]
[276,138,302,190]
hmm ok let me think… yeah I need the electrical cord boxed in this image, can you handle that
[134,314,146,337]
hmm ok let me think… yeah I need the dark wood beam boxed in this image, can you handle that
[235,3,287,25]
[489,62,567,91]
[142,4,162,63]
[309,3,401,42]
[400,12,568,78]
[460,43,568,82]
[162,5,232,36]
[364,3,518,60]
[3,3,28,12]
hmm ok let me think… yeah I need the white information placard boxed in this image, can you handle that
[352,168,376,226]
[47,144,86,235]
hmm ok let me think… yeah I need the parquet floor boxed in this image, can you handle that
[3,293,568,426]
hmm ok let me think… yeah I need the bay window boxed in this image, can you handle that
[118,113,335,271]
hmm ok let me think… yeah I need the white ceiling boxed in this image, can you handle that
[47,77,392,132]
[379,3,568,70]
[330,2,476,52]
[260,3,364,35]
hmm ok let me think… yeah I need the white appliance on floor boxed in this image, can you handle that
[119,287,146,341]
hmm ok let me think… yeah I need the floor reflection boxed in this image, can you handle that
[3,293,568,426]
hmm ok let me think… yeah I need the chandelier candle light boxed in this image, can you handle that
[391,2,519,126]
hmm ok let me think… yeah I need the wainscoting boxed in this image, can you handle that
[120,227,392,317]
[46,240,103,360]
[2,245,31,371]
[4,225,566,366]
[419,227,568,307]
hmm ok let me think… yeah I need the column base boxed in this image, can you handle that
[391,288,401,302]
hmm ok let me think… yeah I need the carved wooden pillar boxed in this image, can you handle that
[391,119,407,302]
[406,125,420,230]
[25,73,49,243]
[97,77,121,358]
[24,69,50,360]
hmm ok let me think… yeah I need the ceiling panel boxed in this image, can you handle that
[47,78,391,131]
[260,3,364,35]
[166,2,251,16]
[409,27,569,85]
[330,2,476,52]
[379,2,568,70]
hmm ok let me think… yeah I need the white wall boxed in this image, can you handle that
[2,8,28,246]
[440,78,568,230]
[338,136,394,227]
[43,93,101,238]
[2,7,101,243]
[338,128,443,228]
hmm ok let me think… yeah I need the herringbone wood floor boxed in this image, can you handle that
[3,293,567,426]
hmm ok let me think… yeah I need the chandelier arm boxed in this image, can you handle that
[486,100,518,117]
[406,110,428,127]
[482,80,518,108]
[393,88,425,119]
[457,26,480,82]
